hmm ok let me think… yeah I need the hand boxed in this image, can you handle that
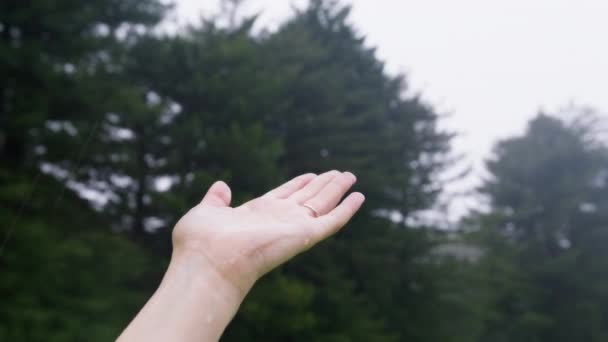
[172,170,365,296]
[118,171,364,342]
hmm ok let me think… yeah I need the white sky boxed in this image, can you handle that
[171,0,608,218]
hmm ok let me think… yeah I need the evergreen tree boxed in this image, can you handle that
[257,2,455,341]
[473,112,608,341]
[123,2,454,339]
[0,1,169,340]
[0,1,486,341]
[0,0,167,169]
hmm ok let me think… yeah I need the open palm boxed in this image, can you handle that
[172,170,364,293]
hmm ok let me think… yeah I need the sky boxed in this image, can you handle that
[170,0,608,218]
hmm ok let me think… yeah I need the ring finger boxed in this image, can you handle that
[303,172,357,216]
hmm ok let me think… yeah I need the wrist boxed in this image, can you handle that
[118,248,249,342]
[169,247,253,304]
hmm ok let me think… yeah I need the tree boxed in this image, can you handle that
[0,0,167,169]
[255,2,457,341]
[124,1,455,340]
[2,0,461,340]
[0,195,155,342]
[0,1,169,340]
[473,112,608,341]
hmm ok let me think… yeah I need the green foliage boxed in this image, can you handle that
[11,0,608,342]
[472,113,608,342]
[0,0,167,339]
[0,0,467,339]
[121,3,455,339]
[0,222,151,341]
[0,171,156,341]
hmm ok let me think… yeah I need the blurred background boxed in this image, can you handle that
[1,0,608,341]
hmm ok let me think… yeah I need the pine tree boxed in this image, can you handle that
[255,2,455,341]
[473,112,608,341]
[123,2,454,339]
[0,1,169,340]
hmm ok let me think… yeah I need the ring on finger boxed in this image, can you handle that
[302,203,320,218]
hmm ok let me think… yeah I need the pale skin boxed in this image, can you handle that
[117,170,365,342]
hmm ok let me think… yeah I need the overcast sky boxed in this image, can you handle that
[171,0,608,217]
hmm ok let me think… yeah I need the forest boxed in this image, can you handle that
[2,1,608,341]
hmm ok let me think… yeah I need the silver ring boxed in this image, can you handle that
[302,203,320,218]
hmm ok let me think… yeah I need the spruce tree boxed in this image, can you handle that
[473,112,608,341]
[0,1,169,340]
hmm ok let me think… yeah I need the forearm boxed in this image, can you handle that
[116,250,247,342]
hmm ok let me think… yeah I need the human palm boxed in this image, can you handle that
[172,171,364,294]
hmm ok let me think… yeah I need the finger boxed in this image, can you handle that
[290,170,341,204]
[263,173,316,199]
[313,192,365,241]
[200,181,232,207]
[303,172,356,216]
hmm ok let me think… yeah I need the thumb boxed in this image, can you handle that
[200,181,232,207]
